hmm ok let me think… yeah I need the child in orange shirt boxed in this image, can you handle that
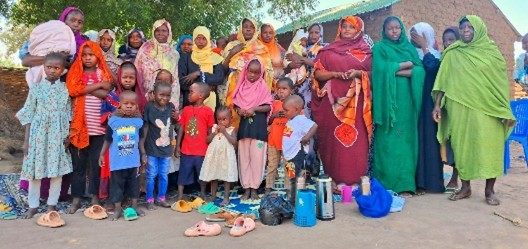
[265,77,295,195]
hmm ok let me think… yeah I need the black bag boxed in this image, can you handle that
[258,194,294,226]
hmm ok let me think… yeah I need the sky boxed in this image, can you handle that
[1,0,527,65]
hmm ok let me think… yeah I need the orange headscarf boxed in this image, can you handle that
[335,16,361,41]
[67,41,113,149]
[259,24,283,66]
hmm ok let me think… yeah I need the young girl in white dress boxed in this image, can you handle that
[199,106,238,206]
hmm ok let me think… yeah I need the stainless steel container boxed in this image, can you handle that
[315,174,335,220]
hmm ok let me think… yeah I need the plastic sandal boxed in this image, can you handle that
[229,217,256,237]
[123,207,139,221]
[198,202,220,214]
[184,221,222,237]
[189,197,206,210]
[0,211,17,220]
[83,204,108,220]
[37,211,65,228]
[0,203,11,212]
[171,200,192,213]
[206,210,235,222]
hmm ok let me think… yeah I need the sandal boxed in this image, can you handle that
[189,197,206,210]
[83,204,108,220]
[171,200,192,213]
[123,207,139,221]
[184,221,222,237]
[225,213,255,227]
[198,202,220,214]
[0,211,17,220]
[37,211,65,228]
[444,187,459,194]
[448,191,471,201]
[206,210,235,222]
[485,196,500,206]
[229,217,256,237]
[0,203,12,212]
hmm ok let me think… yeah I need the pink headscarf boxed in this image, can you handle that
[232,58,273,115]
[59,7,88,52]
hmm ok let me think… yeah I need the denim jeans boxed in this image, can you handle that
[146,156,170,203]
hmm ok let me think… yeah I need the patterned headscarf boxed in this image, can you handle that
[97,29,123,74]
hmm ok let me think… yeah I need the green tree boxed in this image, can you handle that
[0,24,32,67]
[6,0,317,41]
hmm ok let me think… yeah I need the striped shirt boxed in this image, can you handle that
[82,72,106,136]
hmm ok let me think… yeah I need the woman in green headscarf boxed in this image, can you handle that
[432,16,515,205]
[372,16,426,196]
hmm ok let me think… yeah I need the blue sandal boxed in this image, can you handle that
[0,211,17,220]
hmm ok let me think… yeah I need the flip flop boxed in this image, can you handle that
[123,207,138,221]
[485,196,500,206]
[444,187,459,194]
[448,191,471,201]
[83,204,108,220]
[171,200,192,213]
[198,203,220,214]
[0,203,11,212]
[37,211,65,228]
[0,211,17,220]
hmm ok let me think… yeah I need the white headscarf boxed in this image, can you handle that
[408,22,441,59]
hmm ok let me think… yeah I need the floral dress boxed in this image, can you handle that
[199,126,238,182]
[17,79,73,180]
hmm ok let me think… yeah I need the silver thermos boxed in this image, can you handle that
[315,174,335,220]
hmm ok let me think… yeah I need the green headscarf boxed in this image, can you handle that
[432,15,515,123]
[372,16,426,131]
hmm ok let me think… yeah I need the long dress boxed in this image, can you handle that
[16,80,73,180]
[199,126,238,182]
[311,17,373,185]
[416,53,444,192]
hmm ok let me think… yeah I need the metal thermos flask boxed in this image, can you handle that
[315,174,335,220]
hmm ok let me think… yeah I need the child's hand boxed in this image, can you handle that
[277,110,285,118]
[245,108,255,117]
[218,125,226,134]
[141,153,147,167]
[230,44,244,56]
[175,147,181,158]
[301,136,310,145]
[100,81,113,91]
[22,142,28,157]
[98,155,104,168]
[171,109,179,121]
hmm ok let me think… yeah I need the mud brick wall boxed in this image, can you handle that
[0,67,29,111]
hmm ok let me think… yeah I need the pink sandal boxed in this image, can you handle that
[229,217,256,237]
[184,221,222,237]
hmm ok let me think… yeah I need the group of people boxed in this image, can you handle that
[16,5,516,224]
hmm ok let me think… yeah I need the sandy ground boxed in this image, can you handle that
[1,144,528,249]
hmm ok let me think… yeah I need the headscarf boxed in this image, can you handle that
[118,28,146,61]
[408,22,441,59]
[232,58,274,117]
[433,15,515,142]
[443,26,460,40]
[84,30,98,41]
[59,7,88,52]
[372,16,425,131]
[66,41,113,149]
[288,29,308,56]
[307,23,327,58]
[97,29,122,74]
[116,61,147,112]
[259,24,284,66]
[313,16,373,144]
[134,19,180,108]
[176,34,193,53]
[222,18,273,88]
[191,26,223,74]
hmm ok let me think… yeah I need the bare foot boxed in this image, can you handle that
[111,207,122,221]
[47,205,57,212]
[264,188,271,195]
[177,194,189,202]
[199,194,207,202]
[105,202,115,212]
[67,199,81,214]
[21,208,38,219]
[251,189,259,201]
[206,196,216,202]
[220,198,230,206]
[134,207,145,217]
[485,192,500,206]
[241,189,250,201]
[398,192,413,198]
[91,196,100,206]
[147,202,157,210]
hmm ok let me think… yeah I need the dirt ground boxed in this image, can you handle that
[1,144,527,249]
